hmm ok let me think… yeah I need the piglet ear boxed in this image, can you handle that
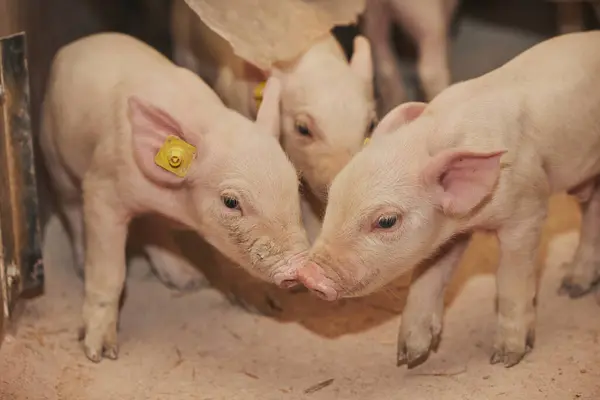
[350,35,373,84]
[422,149,507,216]
[128,96,193,186]
[255,77,282,139]
[372,102,426,139]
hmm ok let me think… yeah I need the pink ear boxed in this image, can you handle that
[372,102,427,139]
[422,149,506,216]
[128,96,193,186]
[255,77,282,139]
[350,35,373,84]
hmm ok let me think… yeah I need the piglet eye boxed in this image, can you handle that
[221,195,240,210]
[377,214,398,229]
[295,121,312,137]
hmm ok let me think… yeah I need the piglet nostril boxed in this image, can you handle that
[280,279,299,289]
[310,288,328,300]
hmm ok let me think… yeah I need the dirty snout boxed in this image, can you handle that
[240,225,310,287]
[268,243,309,289]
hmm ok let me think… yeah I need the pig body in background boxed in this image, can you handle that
[40,32,309,362]
[171,1,376,222]
[298,31,600,368]
[363,0,459,114]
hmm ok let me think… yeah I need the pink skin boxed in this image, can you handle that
[40,33,309,363]
[296,31,600,368]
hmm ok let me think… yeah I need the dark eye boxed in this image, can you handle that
[222,195,240,210]
[295,122,312,137]
[376,214,398,229]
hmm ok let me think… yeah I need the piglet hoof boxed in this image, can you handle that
[224,291,280,317]
[151,265,210,293]
[490,329,535,368]
[78,326,119,363]
[73,264,85,280]
[558,275,597,299]
[83,343,119,363]
[397,344,435,369]
[489,350,525,368]
[161,274,210,293]
[396,321,442,369]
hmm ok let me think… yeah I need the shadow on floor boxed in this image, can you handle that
[140,194,580,340]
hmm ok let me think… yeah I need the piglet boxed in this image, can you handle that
[171,0,377,205]
[40,32,309,362]
[296,31,600,368]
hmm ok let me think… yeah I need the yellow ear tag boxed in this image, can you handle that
[363,137,371,147]
[154,135,197,178]
[253,81,266,109]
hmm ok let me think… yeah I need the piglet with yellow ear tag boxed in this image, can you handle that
[40,32,309,364]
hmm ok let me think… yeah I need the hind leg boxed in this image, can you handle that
[390,0,457,101]
[62,202,86,278]
[556,1,585,34]
[560,180,600,297]
[140,217,208,292]
[45,161,86,278]
[363,0,408,115]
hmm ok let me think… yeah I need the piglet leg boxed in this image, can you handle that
[556,2,585,34]
[363,0,408,115]
[491,204,546,368]
[389,0,456,101]
[62,202,86,278]
[140,217,209,292]
[81,181,129,363]
[560,180,600,297]
[414,26,452,101]
[397,234,470,368]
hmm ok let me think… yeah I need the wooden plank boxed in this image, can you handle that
[0,272,4,346]
[0,32,44,324]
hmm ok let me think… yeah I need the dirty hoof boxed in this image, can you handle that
[396,323,441,369]
[73,264,85,280]
[83,342,119,363]
[79,325,119,363]
[490,330,534,368]
[152,267,210,293]
[224,291,282,316]
[489,350,526,368]
[162,274,210,292]
[397,343,436,369]
[558,276,596,298]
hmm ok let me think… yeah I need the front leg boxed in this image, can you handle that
[397,234,470,368]
[491,204,547,367]
[81,182,130,363]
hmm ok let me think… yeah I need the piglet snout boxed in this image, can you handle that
[273,271,302,289]
[297,262,338,301]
